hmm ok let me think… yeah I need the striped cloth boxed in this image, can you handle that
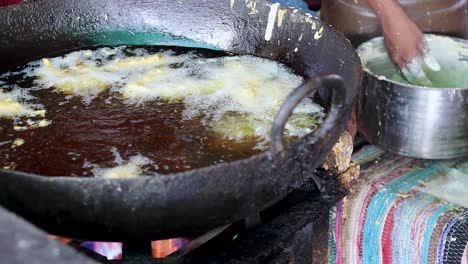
[329,146,468,264]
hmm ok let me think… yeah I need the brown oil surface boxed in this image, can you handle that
[0,46,318,177]
[0,47,267,177]
[0,90,262,177]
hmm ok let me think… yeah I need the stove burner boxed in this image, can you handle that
[44,172,343,263]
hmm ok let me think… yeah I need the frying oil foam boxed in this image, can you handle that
[0,87,45,119]
[92,155,153,179]
[14,46,325,146]
[85,148,153,179]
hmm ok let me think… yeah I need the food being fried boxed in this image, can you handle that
[0,46,325,177]
[0,89,45,118]
[89,155,153,179]
[210,111,322,143]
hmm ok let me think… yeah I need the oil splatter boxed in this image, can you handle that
[314,27,324,40]
[265,3,280,41]
[245,0,258,15]
[277,9,287,27]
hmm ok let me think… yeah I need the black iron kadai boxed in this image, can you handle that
[0,0,362,241]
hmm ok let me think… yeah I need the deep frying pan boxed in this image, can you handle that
[0,0,362,241]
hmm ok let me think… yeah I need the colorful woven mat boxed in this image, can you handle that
[329,146,468,264]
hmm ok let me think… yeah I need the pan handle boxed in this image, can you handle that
[270,74,346,153]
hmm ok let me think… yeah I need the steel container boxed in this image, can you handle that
[357,35,468,159]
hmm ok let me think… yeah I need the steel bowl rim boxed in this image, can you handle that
[357,33,468,90]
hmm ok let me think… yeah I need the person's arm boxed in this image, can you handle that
[366,0,425,67]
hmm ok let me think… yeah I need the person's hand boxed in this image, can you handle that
[372,0,441,86]
[367,0,425,67]
[379,7,425,67]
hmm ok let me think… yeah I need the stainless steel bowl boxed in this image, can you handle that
[356,34,468,159]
